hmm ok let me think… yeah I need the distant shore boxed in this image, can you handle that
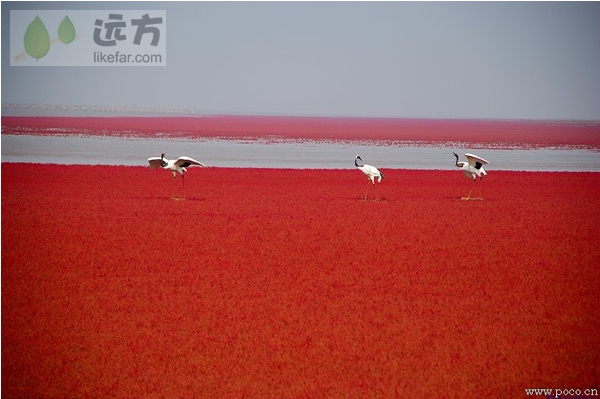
[3,115,600,148]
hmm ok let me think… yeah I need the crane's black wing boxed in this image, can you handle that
[175,156,206,168]
[464,153,489,170]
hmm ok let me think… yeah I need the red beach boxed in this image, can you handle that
[2,162,599,397]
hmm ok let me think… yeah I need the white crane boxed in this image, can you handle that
[453,152,489,200]
[147,153,206,199]
[355,155,384,201]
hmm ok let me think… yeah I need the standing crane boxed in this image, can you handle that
[147,153,206,200]
[355,155,384,201]
[453,152,489,200]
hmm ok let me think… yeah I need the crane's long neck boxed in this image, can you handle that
[453,152,460,167]
[355,157,363,168]
[160,153,167,168]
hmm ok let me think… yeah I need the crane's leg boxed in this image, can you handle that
[464,179,484,200]
[171,176,176,199]
[363,180,372,201]
[182,173,186,200]
[374,182,380,201]
[462,179,474,200]
[476,178,483,200]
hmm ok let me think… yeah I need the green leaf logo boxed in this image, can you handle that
[57,15,76,44]
[24,16,51,60]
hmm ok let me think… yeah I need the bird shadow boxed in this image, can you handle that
[357,197,389,203]
[454,196,485,202]
[132,195,207,202]
[169,197,207,202]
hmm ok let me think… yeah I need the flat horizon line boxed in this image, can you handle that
[3,114,600,124]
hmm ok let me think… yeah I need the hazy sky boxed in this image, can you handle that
[2,1,600,120]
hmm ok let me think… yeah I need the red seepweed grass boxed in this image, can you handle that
[3,116,600,148]
[2,163,600,397]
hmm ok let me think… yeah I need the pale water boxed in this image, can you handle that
[2,134,599,172]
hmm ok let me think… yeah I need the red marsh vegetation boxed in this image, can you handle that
[2,164,599,397]
[3,116,600,148]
